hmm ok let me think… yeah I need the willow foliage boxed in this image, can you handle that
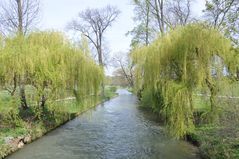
[0,32,103,109]
[132,24,234,138]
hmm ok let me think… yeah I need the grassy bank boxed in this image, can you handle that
[0,86,118,159]
[187,98,239,159]
[185,84,239,159]
[137,81,239,159]
[188,125,239,159]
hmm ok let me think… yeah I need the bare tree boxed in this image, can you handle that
[0,0,40,35]
[68,5,120,67]
[112,52,134,87]
[145,0,165,35]
[129,0,195,47]
[166,0,194,27]
[112,68,131,87]
[68,5,120,97]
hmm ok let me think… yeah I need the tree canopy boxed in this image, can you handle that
[132,23,236,138]
[0,32,103,110]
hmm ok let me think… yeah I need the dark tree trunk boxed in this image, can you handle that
[20,86,28,109]
[40,81,48,108]
[236,69,239,81]
[7,74,17,96]
[11,75,17,96]
[40,95,46,108]
[73,88,81,103]
[18,75,28,109]
[205,78,217,122]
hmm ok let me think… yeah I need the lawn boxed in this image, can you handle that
[189,81,239,159]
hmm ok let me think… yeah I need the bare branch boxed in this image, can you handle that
[0,0,40,35]
[166,0,194,27]
[67,5,120,67]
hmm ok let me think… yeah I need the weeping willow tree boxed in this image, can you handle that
[0,31,103,113]
[227,47,239,81]
[132,24,235,138]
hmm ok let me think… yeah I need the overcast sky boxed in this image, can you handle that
[39,0,206,75]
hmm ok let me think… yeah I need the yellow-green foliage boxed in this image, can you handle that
[0,32,103,107]
[227,48,239,77]
[132,24,234,138]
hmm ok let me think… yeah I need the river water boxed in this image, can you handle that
[7,89,200,159]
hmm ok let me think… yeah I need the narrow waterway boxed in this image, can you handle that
[7,89,200,159]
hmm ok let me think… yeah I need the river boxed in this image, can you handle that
[7,89,200,159]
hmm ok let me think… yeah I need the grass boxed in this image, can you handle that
[192,81,239,113]
[0,128,28,139]
[104,86,118,100]
[189,82,239,159]
[191,125,239,159]
[193,96,210,111]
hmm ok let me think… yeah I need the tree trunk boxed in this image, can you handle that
[236,69,239,81]
[205,78,217,122]
[189,93,193,111]
[20,86,28,109]
[9,74,17,96]
[145,1,150,46]
[154,0,161,32]
[73,88,81,103]
[18,75,28,109]
[40,81,48,108]
[40,94,46,108]
[17,0,27,109]
[159,0,164,35]
[17,0,23,34]
[98,36,105,99]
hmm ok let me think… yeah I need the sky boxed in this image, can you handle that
[39,0,206,75]
[40,0,135,53]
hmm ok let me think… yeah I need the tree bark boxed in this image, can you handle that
[20,85,28,109]
[205,78,217,122]
[16,0,23,34]
[159,0,164,35]
[11,75,17,96]
[98,53,105,99]
[98,34,105,99]
[236,69,239,81]
[18,75,28,109]
[145,1,150,45]
[40,94,46,108]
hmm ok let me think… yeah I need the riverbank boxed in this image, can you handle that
[193,97,239,159]
[186,125,239,159]
[136,90,239,159]
[0,87,118,159]
[185,97,239,159]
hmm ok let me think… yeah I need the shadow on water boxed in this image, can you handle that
[7,89,200,159]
